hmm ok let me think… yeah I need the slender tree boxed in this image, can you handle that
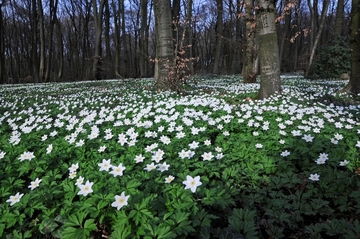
[0,0,6,84]
[154,0,175,90]
[45,0,59,82]
[37,0,45,82]
[342,0,360,95]
[334,0,345,37]
[31,0,40,83]
[257,0,281,99]
[92,0,107,80]
[305,0,330,77]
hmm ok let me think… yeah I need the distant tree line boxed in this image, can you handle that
[0,0,352,84]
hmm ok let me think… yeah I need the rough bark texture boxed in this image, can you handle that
[140,0,148,77]
[342,0,360,95]
[335,0,345,37]
[212,0,223,74]
[32,0,40,83]
[257,0,281,99]
[243,0,258,83]
[92,0,106,80]
[37,0,45,82]
[154,0,175,91]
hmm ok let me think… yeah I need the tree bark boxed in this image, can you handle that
[257,0,281,99]
[243,0,258,83]
[31,0,40,83]
[37,0,45,82]
[140,0,148,77]
[212,0,223,74]
[45,0,58,82]
[334,0,345,37]
[342,0,360,95]
[0,1,5,84]
[154,0,175,91]
[305,0,329,78]
[92,0,107,80]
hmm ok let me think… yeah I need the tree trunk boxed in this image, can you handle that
[243,0,258,83]
[140,0,148,77]
[334,0,345,37]
[45,0,58,82]
[257,0,281,99]
[37,0,45,83]
[0,1,5,84]
[112,0,121,78]
[212,0,223,74]
[154,0,175,91]
[56,18,63,80]
[32,0,40,83]
[305,0,330,78]
[342,0,360,95]
[92,0,106,80]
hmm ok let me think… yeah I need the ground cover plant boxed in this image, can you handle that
[1,76,360,239]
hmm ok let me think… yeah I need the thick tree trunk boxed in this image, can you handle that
[342,0,360,95]
[154,0,175,91]
[257,0,281,99]
[212,0,223,74]
[113,0,121,79]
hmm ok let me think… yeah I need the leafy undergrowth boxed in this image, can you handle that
[0,76,360,239]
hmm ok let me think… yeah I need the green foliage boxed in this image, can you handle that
[308,37,351,80]
[0,78,359,238]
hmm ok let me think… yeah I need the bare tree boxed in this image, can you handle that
[212,0,223,74]
[92,0,107,80]
[305,0,330,77]
[342,0,360,95]
[45,0,59,82]
[154,0,175,90]
[0,0,6,84]
[257,0,281,99]
[334,0,345,37]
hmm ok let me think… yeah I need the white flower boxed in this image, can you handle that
[46,144,53,154]
[178,149,189,159]
[144,162,156,171]
[356,141,360,148]
[134,154,145,163]
[110,163,126,177]
[183,175,202,193]
[0,151,6,159]
[18,151,35,161]
[315,158,327,165]
[152,153,163,163]
[69,163,79,172]
[77,180,94,196]
[204,140,211,146]
[6,192,24,206]
[216,153,224,159]
[98,145,106,152]
[157,162,170,172]
[309,173,320,181]
[280,150,290,157]
[112,191,130,210]
[302,134,314,142]
[98,159,112,171]
[165,175,175,183]
[201,152,214,161]
[69,171,77,179]
[255,143,263,149]
[28,178,42,190]
[334,133,343,140]
[339,160,349,166]
[75,176,85,186]
[189,141,199,149]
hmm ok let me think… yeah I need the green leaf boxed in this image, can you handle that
[84,219,97,231]
[40,219,58,234]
